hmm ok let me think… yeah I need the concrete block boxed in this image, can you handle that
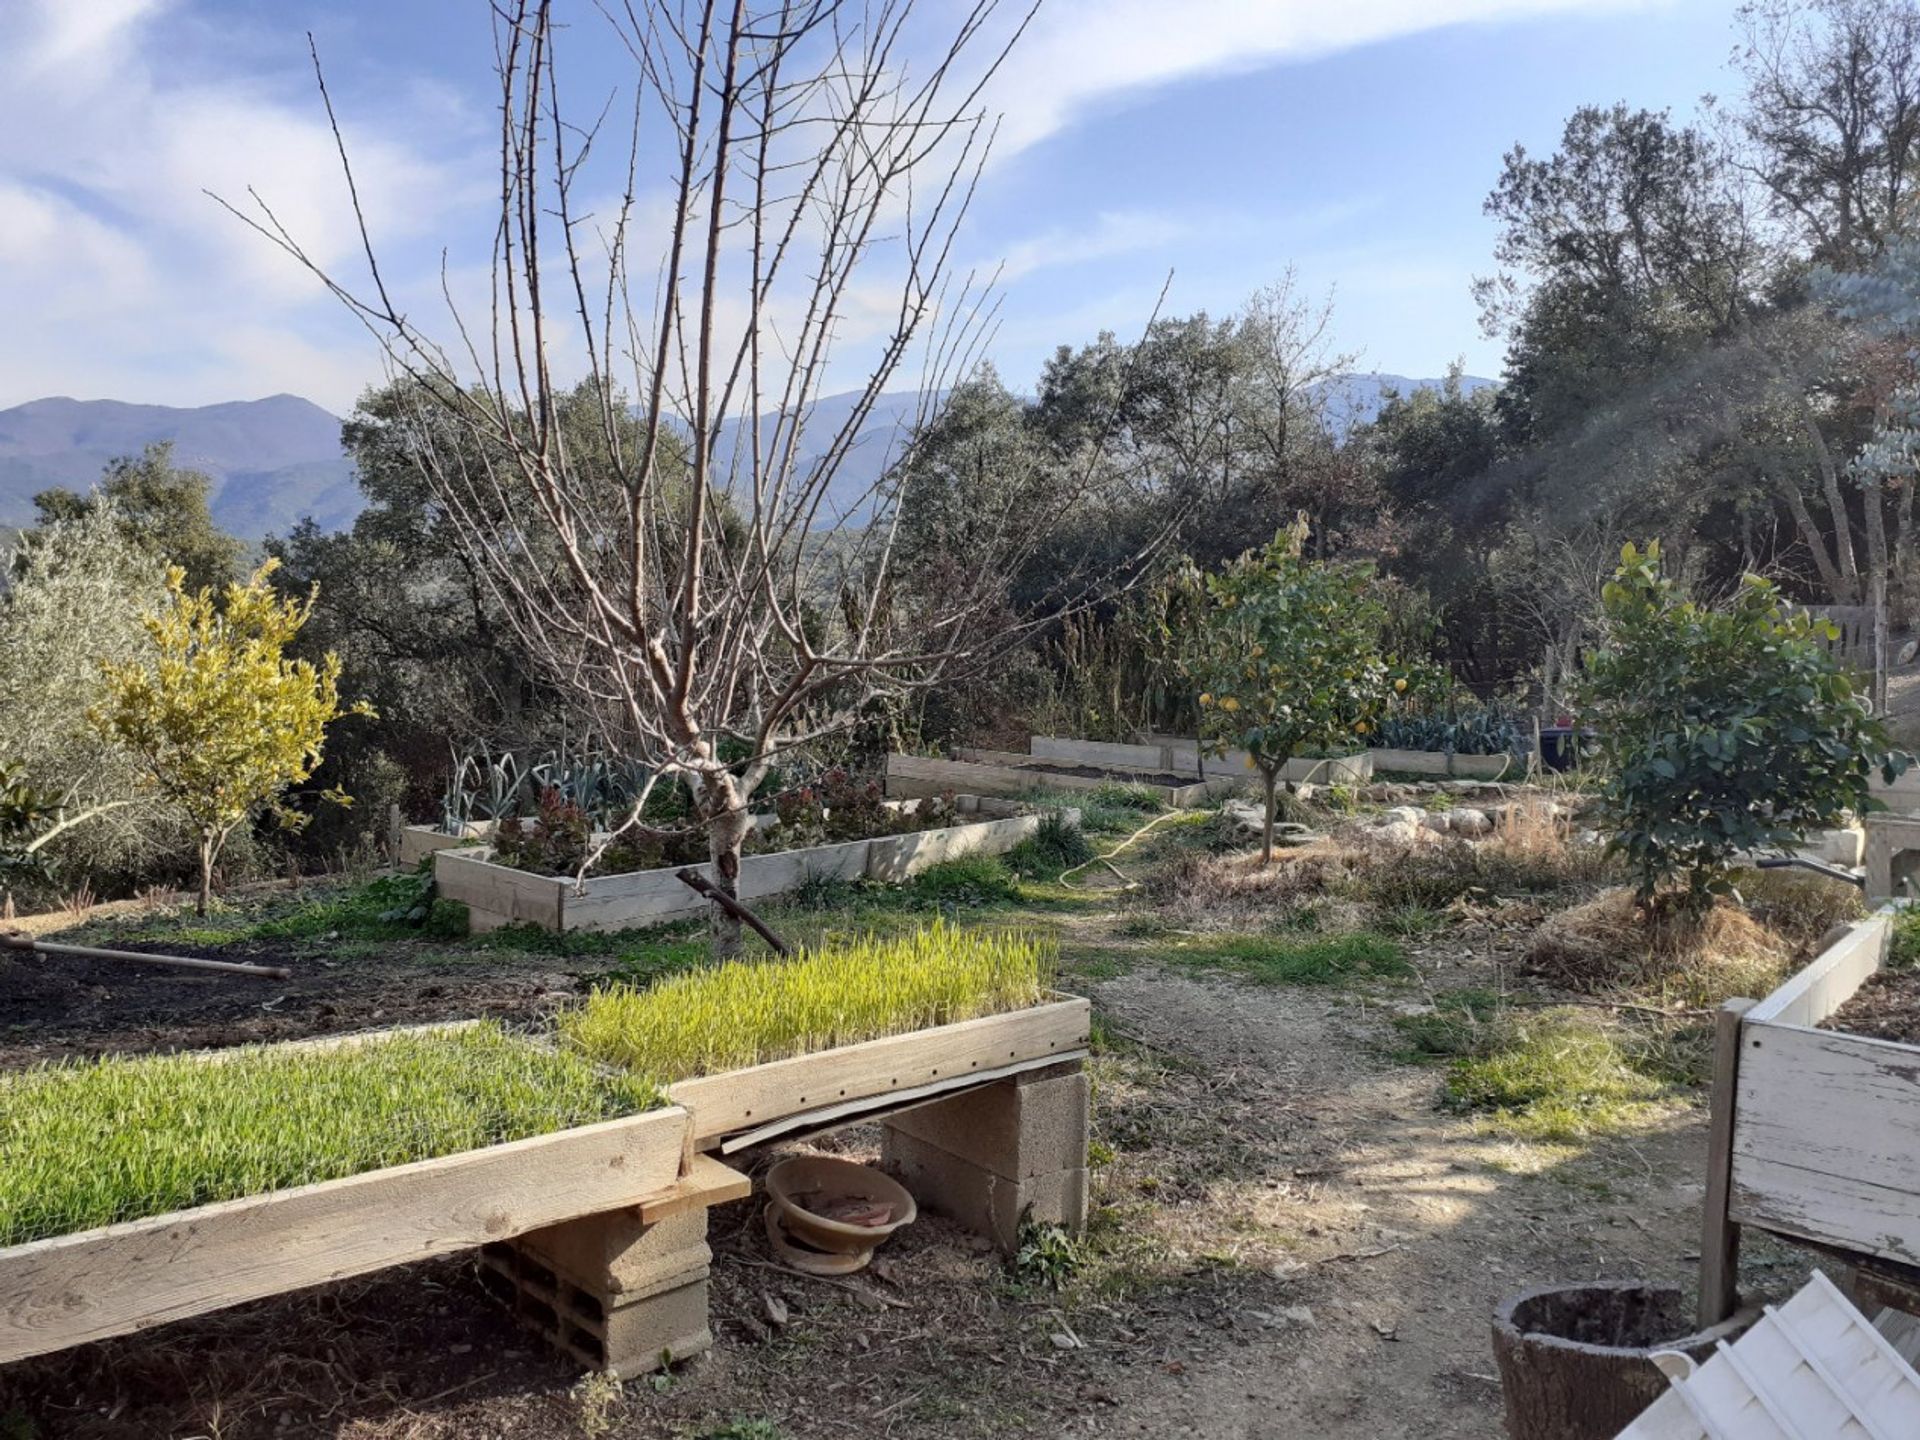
[882,1126,1089,1253]
[596,1277,713,1377]
[514,1206,710,1300]
[884,1065,1089,1181]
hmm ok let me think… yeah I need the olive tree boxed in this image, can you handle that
[1181,521,1389,862]
[1582,540,1908,906]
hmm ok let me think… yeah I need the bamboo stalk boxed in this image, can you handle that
[1,932,291,981]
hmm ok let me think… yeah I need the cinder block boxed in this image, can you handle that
[882,1126,1089,1253]
[514,1206,710,1299]
[884,1066,1089,1181]
[596,1278,713,1377]
[478,1244,711,1375]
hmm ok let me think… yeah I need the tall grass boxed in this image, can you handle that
[0,1023,661,1247]
[560,919,1054,1082]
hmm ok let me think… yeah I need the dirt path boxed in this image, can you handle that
[1071,961,1711,1440]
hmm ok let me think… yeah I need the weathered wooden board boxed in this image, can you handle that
[398,824,494,866]
[886,754,1219,807]
[1365,748,1517,780]
[1730,1019,1920,1266]
[0,1106,690,1364]
[865,813,1041,883]
[437,805,1060,934]
[667,996,1092,1147]
[1029,736,1173,771]
[1746,914,1887,1029]
[1144,735,1374,785]
[434,849,565,930]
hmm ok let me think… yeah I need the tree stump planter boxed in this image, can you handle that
[1490,1282,1756,1440]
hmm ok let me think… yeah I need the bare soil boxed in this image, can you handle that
[0,942,597,1067]
[1823,966,1920,1045]
[994,759,1202,787]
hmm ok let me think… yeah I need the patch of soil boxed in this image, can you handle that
[1823,966,1920,1045]
[0,942,597,1067]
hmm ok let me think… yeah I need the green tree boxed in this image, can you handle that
[0,505,179,883]
[1181,522,1390,862]
[91,561,370,913]
[33,442,246,594]
[1582,540,1907,906]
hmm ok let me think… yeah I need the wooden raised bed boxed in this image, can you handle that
[1364,746,1519,781]
[1699,906,1920,1324]
[887,753,1226,808]
[1142,733,1374,786]
[0,1093,689,1365]
[668,993,1092,1150]
[435,796,1065,934]
[0,996,1090,1369]
[398,819,495,866]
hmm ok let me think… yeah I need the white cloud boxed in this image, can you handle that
[983,0,1662,155]
[0,0,477,410]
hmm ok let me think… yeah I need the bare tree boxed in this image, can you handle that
[232,0,1147,952]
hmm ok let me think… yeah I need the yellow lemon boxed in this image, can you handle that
[1222,696,1240,712]
[1394,678,1407,693]
[1199,692,1213,706]
[1354,720,1369,734]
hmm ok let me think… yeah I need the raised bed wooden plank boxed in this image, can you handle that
[1365,747,1518,780]
[1028,736,1172,770]
[0,1106,690,1365]
[667,997,1092,1148]
[1730,1020,1920,1266]
[865,813,1041,883]
[1746,915,1887,1029]
[434,850,564,930]
[886,754,1220,807]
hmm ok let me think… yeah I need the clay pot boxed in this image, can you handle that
[1491,1282,1757,1440]
[765,1155,917,1257]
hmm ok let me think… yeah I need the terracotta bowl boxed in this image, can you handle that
[765,1155,917,1256]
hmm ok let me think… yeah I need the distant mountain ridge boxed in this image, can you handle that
[0,394,357,538]
[0,373,1493,539]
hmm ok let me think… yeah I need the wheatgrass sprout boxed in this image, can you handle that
[0,1022,660,1247]
[560,920,1055,1082]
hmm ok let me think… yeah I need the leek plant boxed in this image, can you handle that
[561,919,1054,1082]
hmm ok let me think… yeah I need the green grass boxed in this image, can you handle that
[1392,988,1505,1061]
[1441,1010,1665,1142]
[560,919,1054,1083]
[1004,814,1096,880]
[1890,905,1920,969]
[1167,931,1410,985]
[0,1023,661,1247]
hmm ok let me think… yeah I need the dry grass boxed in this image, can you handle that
[1149,805,1615,938]
[1526,888,1793,1008]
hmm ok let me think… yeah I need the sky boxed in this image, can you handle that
[0,0,1747,415]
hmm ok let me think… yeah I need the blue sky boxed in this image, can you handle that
[0,0,1742,414]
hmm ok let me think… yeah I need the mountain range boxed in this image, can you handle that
[0,372,1494,539]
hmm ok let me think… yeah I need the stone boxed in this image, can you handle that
[1420,810,1451,833]
[882,1127,1089,1252]
[1450,808,1492,838]
[1382,805,1425,827]
[1901,638,1919,666]
[514,1206,710,1300]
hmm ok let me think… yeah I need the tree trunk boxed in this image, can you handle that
[702,772,752,957]
[1260,766,1279,866]
[196,829,216,917]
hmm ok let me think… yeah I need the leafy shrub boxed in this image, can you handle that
[1371,706,1526,757]
[1582,541,1909,905]
[907,853,1023,906]
[1088,782,1163,812]
[1005,813,1095,878]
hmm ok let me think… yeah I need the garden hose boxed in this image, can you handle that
[1058,809,1188,891]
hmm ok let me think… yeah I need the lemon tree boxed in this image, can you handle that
[1183,522,1389,861]
[92,561,369,913]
